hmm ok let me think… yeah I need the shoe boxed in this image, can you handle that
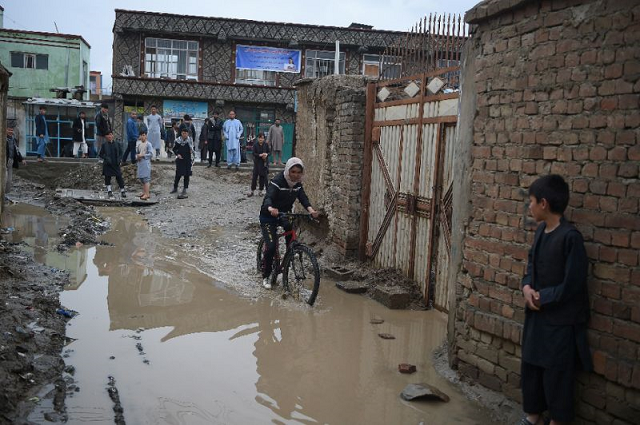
[170,188,178,194]
[247,191,254,197]
[262,277,272,289]
[227,164,231,169]
[235,165,239,171]
[177,189,188,199]
[207,164,212,168]
[258,190,263,196]
[108,191,114,198]
[121,191,127,198]
[215,163,220,167]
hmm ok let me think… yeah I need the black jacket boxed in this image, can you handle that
[72,117,88,142]
[207,118,223,149]
[35,114,47,137]
[99,141,123,176]
[95,112,111,137]
[179,122,196,142]
[521,218,592,370]
[260,172,311,219]
[6,135,24,169]
[173,137,194,176]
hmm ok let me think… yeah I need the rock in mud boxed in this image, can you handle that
[370,318,384,324]
[325,265,354,280]
[400,383,450,402]
[372,286,411,310]
[335,280,368,294]
[398,363,417,374]
[378,333,396,340]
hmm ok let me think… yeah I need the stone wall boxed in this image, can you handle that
[0,65,10,215]
[295,75,367,257]
[450,0,640,423]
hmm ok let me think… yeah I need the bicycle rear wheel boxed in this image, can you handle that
[282,244,320,306]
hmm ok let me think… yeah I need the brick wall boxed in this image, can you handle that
[452,0,640,423]
[295,75,367,257]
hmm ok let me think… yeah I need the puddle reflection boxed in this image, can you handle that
[2,203,88,288]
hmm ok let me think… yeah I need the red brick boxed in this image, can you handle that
[594,263,630,284]
[600,97,618,110]
[591,314,613,333]
[608,146,627,161]
[592,350,607,375]
[604,214,640,230]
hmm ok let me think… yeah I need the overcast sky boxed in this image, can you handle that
[2,0,481,91]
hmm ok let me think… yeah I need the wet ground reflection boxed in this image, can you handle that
[5,205,491,424]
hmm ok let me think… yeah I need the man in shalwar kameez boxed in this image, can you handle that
[223,110,243,170]
[146,105,164,160]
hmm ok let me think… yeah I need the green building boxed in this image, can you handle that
[0,11,93,157]
[0,27,91,99]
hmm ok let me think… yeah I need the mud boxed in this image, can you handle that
[1,165,505,424]
[0,205,70,423]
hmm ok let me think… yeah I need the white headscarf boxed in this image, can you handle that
[284,157,304,188]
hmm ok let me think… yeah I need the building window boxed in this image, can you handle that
[304,50,345,78]
[235,69,277,86]
[145,38,199,81]
[90,76,97,94]
[363,54,401,79]
[11,52,48,70]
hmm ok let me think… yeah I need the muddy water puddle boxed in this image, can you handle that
[5,204,492,424]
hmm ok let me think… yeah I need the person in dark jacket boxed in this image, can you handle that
[99,131,126,198]
[248,132,270,197]
[137,115,148,135]
[178,114,196,143]
[198,118,209,163]
[259,157,318,289]
[206,110,223,168]
[34,105,48,162]
[6,126,26,194]
[165,121,179,158]
[72,111,89,158]
[519,174,591,425]
[171,128,195,199]
[122,111,139,165]
[95,103,112,155]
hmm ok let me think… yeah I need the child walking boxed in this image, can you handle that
[136,131,153,200]
[519,175,591,425]
[171,127,195,199]
[99,131,126,198]
[248,132,270,197]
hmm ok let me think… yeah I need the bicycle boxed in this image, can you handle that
[256,213,321,306]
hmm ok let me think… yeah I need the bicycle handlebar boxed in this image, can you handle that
[278,212,321,223]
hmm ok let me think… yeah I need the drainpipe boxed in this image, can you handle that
[334,40,340,75]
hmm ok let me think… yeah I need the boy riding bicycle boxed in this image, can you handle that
[260,157,319,289]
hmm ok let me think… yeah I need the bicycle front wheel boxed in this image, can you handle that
[282,244,320,306]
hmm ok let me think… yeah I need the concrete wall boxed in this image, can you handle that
[451,0,640,423]
[0,30,90,99]
[295,75,367,257]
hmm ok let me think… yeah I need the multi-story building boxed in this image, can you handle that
[0,8,93,157]
[112,9,407,158]
[89,71,103,97]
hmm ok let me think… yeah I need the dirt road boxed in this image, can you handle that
[0,163,510,424]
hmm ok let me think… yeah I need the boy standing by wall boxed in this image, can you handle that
[519,175,592,425]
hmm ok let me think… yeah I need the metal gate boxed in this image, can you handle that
[358,15,466,311]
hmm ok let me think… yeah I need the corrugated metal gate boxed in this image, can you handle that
[359,68,459,311]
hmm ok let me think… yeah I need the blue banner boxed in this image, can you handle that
[236,45,301,73]
[163,100,208,120]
